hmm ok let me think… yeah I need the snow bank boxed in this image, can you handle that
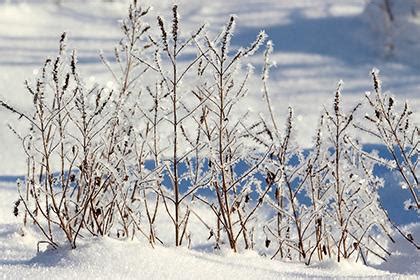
[0,236,410,280]
[0,182,418,279]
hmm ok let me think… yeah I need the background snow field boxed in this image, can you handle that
[0,0,419,279]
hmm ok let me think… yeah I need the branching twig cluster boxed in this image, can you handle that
[1,1,418,266]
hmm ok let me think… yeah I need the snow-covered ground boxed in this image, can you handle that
[0,0,419,278]
[0,181,418,279]
[0,0,419,174]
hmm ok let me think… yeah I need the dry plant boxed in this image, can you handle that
[97,1,158,243]
[256,44,396,264]
[351,69,420,250]
[1,34,116,249]
[128,4,212,247]
[358,69,418,210]
[189,15,273,252]
[258,42,329,264]
[0,1,418,266]
[319,85,393,263]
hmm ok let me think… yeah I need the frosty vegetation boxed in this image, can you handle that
[0,0,418,267]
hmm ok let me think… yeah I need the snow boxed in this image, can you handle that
[0,238,396,280]
[376,223,420,275]
[0,0,419,174]
[0,0,419,278]
[0,180,418,279]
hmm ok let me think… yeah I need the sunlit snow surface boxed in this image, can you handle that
[0,182,418,279]
[0,0,419,278]
[0,0,419,174]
